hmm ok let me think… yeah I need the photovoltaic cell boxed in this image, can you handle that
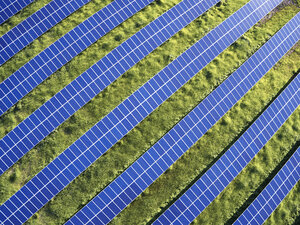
[234,147,299,225]
[0,0,222,175]
[0,0,155,116]
[0,0,34,25]
[67,14,300,225]
[0,0,91,65]
[154,75,300,225]
[0,0,290,224]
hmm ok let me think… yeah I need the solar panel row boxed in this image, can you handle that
[234,147,299,225]
[66,11,299,225]
[0,0,91,66]
[153,74,300,225]
[0,0,34,25]
[0,0,155,116]
[0,0,221,175]
[0,0,284,223]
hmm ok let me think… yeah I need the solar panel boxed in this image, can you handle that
[153,74,300,225]
[0,0,91,66]
[66,14,300,225]
[0,0,155,116]
[0,0,34,25]
[0,0,222,175]
[0,0,290,223]
[234,147,300,225]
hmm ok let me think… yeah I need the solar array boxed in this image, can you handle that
[0,0,34,25]
[66,12,299,225]
[153,74,300,225]
[0,0,91,65]
[0,0,286,223]
[0,0,222,175]
[0,0,155,116]
[0,0,298,224]
[234,147,300,225]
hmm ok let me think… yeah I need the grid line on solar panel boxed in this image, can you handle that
[0,0,222,175]
[0,0,155,116]
[154,75,300,225]
[0,0,34,25]
[0,0,91,65]
[66,13,299,225]
[234,148,300,225]
[0,0,290,224]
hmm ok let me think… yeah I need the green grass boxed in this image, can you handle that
[0,0,299,224]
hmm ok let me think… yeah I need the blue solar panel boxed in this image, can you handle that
[0,0,34,25]
[0,0,91,65]
[66,13,300,225]
[0,0,222,175]
[234,148,299,225]
[0,0,290,223]
[0,0,155,116]
[154,74,300,225]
